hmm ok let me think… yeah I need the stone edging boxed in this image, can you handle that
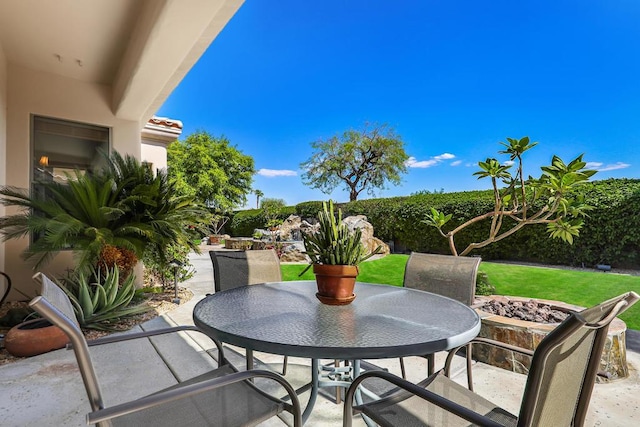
[473,295,629,381]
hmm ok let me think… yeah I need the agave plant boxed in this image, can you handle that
[300,200,381,275]
[58,266,148,330]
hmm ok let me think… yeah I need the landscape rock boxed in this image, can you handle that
[278,215,303,241]
[342,215,390,255]
[480,299,569,323]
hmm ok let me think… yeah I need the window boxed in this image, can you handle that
[32,116,110,185]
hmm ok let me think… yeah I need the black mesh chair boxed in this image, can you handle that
[29,272,301,427]
[399,252,481,380]
[209,249,288,374]
[344,291,639,427]
[0,271,11,306]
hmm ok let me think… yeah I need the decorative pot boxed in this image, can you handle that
[4,318,69,357]
[208,235,223,245]
[313,264,358,305]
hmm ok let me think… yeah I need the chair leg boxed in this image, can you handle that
[399,357,407,379]
[335,360,342,403]
[426,353,435,376]
[466,343,474,391]
[246,348,254,370]
[282,356,288,376]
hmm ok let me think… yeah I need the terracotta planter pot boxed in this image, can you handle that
[313,264,358,305]
[4,318,69,357]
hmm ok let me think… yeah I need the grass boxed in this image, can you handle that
[281,255,640,330]
[280,254,409,286]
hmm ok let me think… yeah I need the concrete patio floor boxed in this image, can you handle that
[1,248,639,426]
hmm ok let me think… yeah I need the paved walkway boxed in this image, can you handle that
[0,247,639,426]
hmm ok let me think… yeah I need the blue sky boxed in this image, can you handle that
[157,0,640,208]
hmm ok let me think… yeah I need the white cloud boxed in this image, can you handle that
[585,161,630,172]
[450,160,462,166]
[405,153,456,168]
[257,169,298,177]
[435,153,455,161]
[503,160,515,166]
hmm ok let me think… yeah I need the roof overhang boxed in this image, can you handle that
[0,0,244,122]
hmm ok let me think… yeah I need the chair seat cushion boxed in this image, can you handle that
[360,372,518,427]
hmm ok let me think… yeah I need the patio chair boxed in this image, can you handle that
[399,252,481,380]
[0,271,11,306]
[344,291,639,427]
[209,249,288,374]
[29,272,302,427]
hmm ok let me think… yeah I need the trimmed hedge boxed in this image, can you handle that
[228,206,296,237]
[228,179,640,268]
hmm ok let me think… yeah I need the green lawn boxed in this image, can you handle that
[281,254,409,286]
[281,255,640,329]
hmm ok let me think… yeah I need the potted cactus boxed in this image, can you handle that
[301,200,381,305]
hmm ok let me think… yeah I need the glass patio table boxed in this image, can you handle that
[193,281,481,423]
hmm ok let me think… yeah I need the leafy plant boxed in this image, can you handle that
[58,266,148,330]
[423,137,597,256]
[143,241,194,288]
[475,271,495,296]
[300,200,381,275]
[0,151,209,274]
[261,198,286,241]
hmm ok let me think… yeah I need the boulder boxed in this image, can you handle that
[342,215,390,256]
[279,215,303,241]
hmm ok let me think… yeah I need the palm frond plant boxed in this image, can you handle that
[0,150,210,276]
[0,171,145,270]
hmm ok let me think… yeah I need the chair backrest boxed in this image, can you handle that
[209,249,282,292]
[0,271,11,306]
[29,273,105,413]
[517,291,639,427]
[403,252,481,306]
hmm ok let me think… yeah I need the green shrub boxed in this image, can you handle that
[475,271,495,296]
[229,206,295,236]
[295,201,325,220]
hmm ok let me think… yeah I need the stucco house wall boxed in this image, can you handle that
[5,65,142,298]
[0,0,243,300]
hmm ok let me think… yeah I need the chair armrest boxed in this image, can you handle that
[344,370,504,427]
[444,337,534,376]
[74,326,226,365]
[87,369,302,426]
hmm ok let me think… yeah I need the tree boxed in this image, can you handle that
[300,123,409,201]
[254,189,264,209]
[424,137,597,256]
[261,198,286,242]
[168,131,255,210]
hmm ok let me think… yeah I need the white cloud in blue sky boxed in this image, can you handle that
[405,153,455,168]
[258,169,297,177]
[585,162,630,172]
[450,160,462,166]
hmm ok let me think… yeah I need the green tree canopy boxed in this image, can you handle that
[168,131,255,210]
[300,123,409,201]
